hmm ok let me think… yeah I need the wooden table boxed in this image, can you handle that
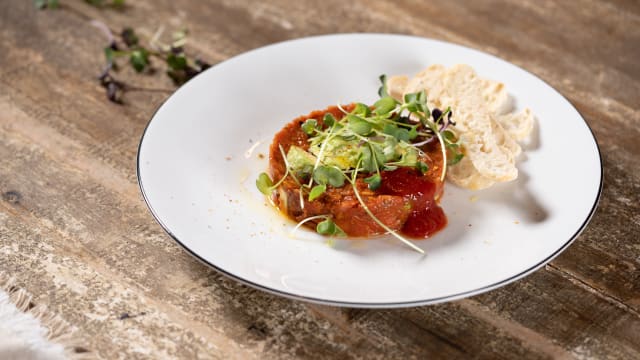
[1,0,638,358]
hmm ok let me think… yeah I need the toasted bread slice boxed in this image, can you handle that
[388,64,535,189]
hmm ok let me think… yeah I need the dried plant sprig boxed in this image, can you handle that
[93,22,211,103]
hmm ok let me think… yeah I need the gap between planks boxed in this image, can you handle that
[545,263,640,319]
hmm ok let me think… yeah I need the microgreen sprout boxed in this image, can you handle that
[256,172,274,195]
[364,173,382,190]
[256,145,299,196]
[290,215,345,237]
[302,119,318,135]
[316,218,346,236]
[378,74,389,97]
[258,74,464,251]
[308,184,326,201]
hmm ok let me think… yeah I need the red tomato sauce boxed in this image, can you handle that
[379,167,447,238]
[269,105,447,240]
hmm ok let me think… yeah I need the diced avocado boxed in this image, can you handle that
[286,145,316,176]
[309,136,360,170]
[394,143,418,166]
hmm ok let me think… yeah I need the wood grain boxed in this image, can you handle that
[1,0,638,358]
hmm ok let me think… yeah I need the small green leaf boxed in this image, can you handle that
[129,49,148,72]
[382,124,397,136]
[417,91,428,112]
[416,161,429,174]
[121,27,139,47]
[308,184,326,201]
[256,172,274,195]
[313,166,345,188]
[167,53,187,70]
[404,90,428,115]
[323,113,335,127]
[360,146,376,173]
[364,173,382,190]
[382,124,399,143]
[112,0,125,6]
[408,126,418,140]
[301,119,317,135]
[104,47,115,63]
[347,115,372,136]
[447,150,464,165]
[404,92,418,104]
[327,167,345,187]
[442,129,458,143]
[359,143,385,173]
[316,219,334,235]
[394,128,410,142]
[378,74,389,98]
[371,143,386,167]
[352,103,371,117]
[373,96,397,115]
[316,219,346,236]
[417,90,427,104]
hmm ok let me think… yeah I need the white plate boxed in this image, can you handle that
[137,34,601,307]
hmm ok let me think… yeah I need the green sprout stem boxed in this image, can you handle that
[434,126,448,182]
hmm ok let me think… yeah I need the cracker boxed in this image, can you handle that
[446,154,496,190]
[495,108,534,141]
[387,63,534,189]
[386,75,408,101]
[481,79,513,115]
[441,64,517,182]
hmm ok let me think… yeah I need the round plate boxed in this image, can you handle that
[137,34,601,307]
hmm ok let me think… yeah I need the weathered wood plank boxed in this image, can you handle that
[0,93,564,359]
[2,65,636,355]
[49,0,640,309]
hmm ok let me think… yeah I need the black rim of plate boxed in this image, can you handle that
[136,34,604,308]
